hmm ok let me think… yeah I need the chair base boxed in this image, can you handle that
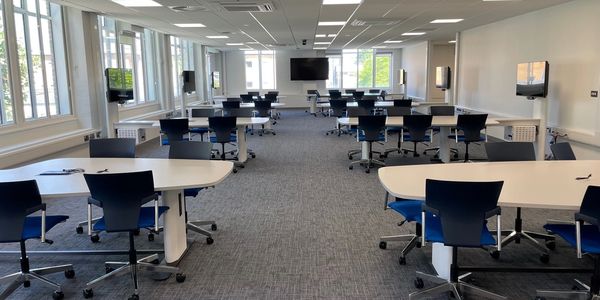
[410,271,506,300]
[0,264,73,299]
[537,279,600,299]
[348,158,385,173]
[379,234,420,265]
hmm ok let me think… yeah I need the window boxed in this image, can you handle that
[0,0,13,124]
[170,36,194,100]
[14,0,70,120]
[328,49,392,89]
[99,16,157,106]
[244,50,275,90]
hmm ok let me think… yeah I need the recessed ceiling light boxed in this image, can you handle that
[372,46,387,48]
[174,23,206,28]
[247,42,260,44]
[315,34,326,38]
[227,43,244,46]
[314,42,331,45]
[448,40,456,43]
[430,19,464,24]
[207,36,229,39]
[318,21,346,26]
[240,48,254,51]
[401,32,426,36]
[383,40,403,43]
[111,0,161,7]
[328,34,337,37]
[314,47,328,50]
[323,0,362,4]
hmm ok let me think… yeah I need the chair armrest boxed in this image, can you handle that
[141,193,159,205]
[575,213,599,226]
[421,203,439,215]
[25,203,46,215]
[485,206,501,219]
[88,197,102,207]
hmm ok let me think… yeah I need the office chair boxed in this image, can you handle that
[329,91,342,100]
[208,116,239,173]
[357,99,375,114]
[226,97,241,101]
[0,180,74,300]
[89,138,136,158]
[423,105,459,159]
[348,115,387,173]
[190,109,214,141]
[328,89,340,94]
[379,90,387,101]
[82,171,185,299]
[382,107,412,158]
[240,94,253,103]
[254,101,276,136]
[345,89,356,94]
[347,107,373,159]
[159,118,189,146]
[393,99,412,107]
[410,179,504,300]
[369,89,380,94]
[168,141,218,244]
[362,95,379,101]
[400,114,433,157]
[264,93,277,102]
[266,91,279,96]
[485,142,554,262]
[222,100,241,117]
[352,91,365,100]
[453,114,488,162]
[247,91,260,97]
[537,186,600,300]
[326,99,348,136]
[551,142,576,160]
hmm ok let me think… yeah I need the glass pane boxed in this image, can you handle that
[134,32,145,102]
[375,54,391,87]
[14,14,32,118]
[41,18,58,115]
[143,29,156,101]
[13,0,21,8]
[0,3,14,124]
[342,50,357,89]
[261,51,275,89]
[29,16,46,118]
[326,56,341,89]
[358,49,373,88]
[26,0,36,13]
[39,0,48,15]
[244,53,259,89]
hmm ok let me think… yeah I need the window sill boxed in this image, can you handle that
[0,115,77,135]
[118,101,159,112]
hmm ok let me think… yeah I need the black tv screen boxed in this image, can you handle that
[105,68,134,103]
[435,66,451,89]
[182,70,195,93]
[290,58,328,81]
[516,61,549,98]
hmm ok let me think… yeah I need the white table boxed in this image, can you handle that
[306,93,382,115]
[338,116,501,163]
[0,158,233,264]
[318,101,420,108]
[153,117,270,163]
[378,161,599,278]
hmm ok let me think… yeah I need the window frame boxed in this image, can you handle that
[244,50,276,91]
[327,49,392,90]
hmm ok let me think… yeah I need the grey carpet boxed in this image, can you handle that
[0,109,588,299]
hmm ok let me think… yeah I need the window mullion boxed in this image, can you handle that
[372,52,376,88]
[35,0,51,118]
[258,52,262,90]
[22,11,37,119]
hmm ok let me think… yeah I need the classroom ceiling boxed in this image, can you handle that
[56,0,572,51]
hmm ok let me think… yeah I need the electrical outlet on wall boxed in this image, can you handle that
[591,90,598,98]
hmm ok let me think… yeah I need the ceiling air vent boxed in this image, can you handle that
[217,2,274,12]
[351,19,401,26]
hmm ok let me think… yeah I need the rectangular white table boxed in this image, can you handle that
[379,161,599,278]
[306,93,382,115]
[0,158,233,264]
[318,101,420,109]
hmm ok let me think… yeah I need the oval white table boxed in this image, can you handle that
[0,158,233,264]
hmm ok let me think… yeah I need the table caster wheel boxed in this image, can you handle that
[365,169,370,174]
[105,266,114,274]
[233,169,238,173]
[414,278,424,289]
[128,294,139,300]
[379,241,387,250]
[53,291,64,300]
[83,288,93,298]
[545,240,556,250]
[176,273,186,283]
[272,132,276,135]
[211,224,218,231]
[540,253,550,263]
[399,256,407,265]
[490,250,500,259]
[24,280,30,287]
[148,233,155,242]
[150,259,160,265]
[64,269,75,279]
[76,226,83,234]
[348,156,353,160]
[252,154,256,158]
[349,166,353,170]
[207,237,214,244]
[133,229,140,236]
[90,235,100,243]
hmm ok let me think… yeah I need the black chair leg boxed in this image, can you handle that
[464,143,470,162]
[413,142,419,157]
[221,144,226,160]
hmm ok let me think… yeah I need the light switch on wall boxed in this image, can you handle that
[591,91,598,98]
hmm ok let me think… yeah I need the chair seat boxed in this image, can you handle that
[425,216,496,246]
[210,134,237,143]
[403,134,431,142]
[93,206,169,232]
[22,215,69,240]
[358,132,385,142]
[387,126,403,132]
[544,223,600,254]
[184,188,203,198]
[387,200,423,222]
[190,128,209,134]
[450,135,486,142]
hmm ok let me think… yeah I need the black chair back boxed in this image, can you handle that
[456,114,488,142]
[369,89,380,94]
[240,94,253,103]
[362,95,378,101]
[264,93,277,102]
[191,108,214,118]
[89,138,136,158]
[345,89,356,94]
[208,116,237,144]
[386,107,411,117]
[169,141,212,160]
[579,186,600,227]
[226,97,240,101]
[430,105,455,116]
[352,91,365,100]
[267,91,279,96]
[379,90,387,101]
[254,101,272,117]
[222,101,241,109]
[329,100,347,117]
[159,119,189,143]
[403,115,433,142]
[248,91,260,97]
[233,107,255,117]
[328,89,339,94]
[84,171,157,232]
[307,89,318,96]
[393,99,412,107]
[485,142,535,161]
[329,91,342,100]
[425,179,503,247]
[347,107,370,117]
[357,99,375,110]
[0,180,43,242]
[551,142,576,160]
[222,101,241,117]
[358,115,386,142]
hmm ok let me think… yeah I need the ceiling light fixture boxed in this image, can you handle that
[372,46,387,48]
[430,19,464,23]
[207,36,229,39]
[240,48,254,51]
[323,0,362,4]
[314,47,328,50]
[401,32,426,36]
[111,0,161,7]
[314,42,331,45]
[328,34,337,37]
[383,40,403,43]
[174,23,206,28]
[315,34,326,38]
[227,43,244,46]
[318,21,346,26]
[448,40,457,43]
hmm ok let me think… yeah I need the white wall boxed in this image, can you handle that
[457,0,600,151]
[428,44,455,101]
[401,42,428,101]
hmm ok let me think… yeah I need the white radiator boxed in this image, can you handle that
[511,125,537,142]
[117,128,146,144]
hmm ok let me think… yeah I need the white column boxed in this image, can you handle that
[533,99,548,160]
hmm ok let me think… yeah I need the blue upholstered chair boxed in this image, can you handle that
[348,115,387,173]
[0,180,74,300]
[401,114,433,157]
[452,114,488,162]
[159,118,189,146]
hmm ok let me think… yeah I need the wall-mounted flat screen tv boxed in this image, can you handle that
[290,58,329,81]
[182,70,195,93]
[105,68,133,103]
[516,61,549,99]
[435,66,451,89]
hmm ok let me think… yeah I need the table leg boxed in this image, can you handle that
[432,243,453,280]
[361,141,369,160]
[309,97,317,115]
[162,190,188,264]
[439,127,451,163]
[237,125,248,163]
